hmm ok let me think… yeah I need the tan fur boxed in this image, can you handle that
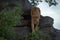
[31,7,41,32]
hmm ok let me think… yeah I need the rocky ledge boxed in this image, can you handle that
[14,15,57,40]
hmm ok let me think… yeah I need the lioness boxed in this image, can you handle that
[31,7,41,32]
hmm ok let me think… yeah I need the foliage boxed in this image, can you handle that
[0,27,16,40]
[19,27,41,40]
[28,0,58,7]
[0,4,22,40]
[19,27,50,40]
[0,37,7,40]
[0,6,22,27]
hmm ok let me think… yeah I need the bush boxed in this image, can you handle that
[19,27,42,40]
[19,27,50,40]
[0,37,7,40]
[0,6,22,27]
[0,5,22,40]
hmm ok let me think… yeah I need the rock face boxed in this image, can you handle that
[55,29,60,40]
[0,0,20,11]
[39,15,56,40]
[15,15,56,40]
[39,16,60,40]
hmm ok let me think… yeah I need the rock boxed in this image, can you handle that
[14,15,56,40]
[39,15,54,28]
[38,15,56,40]
[55,29,60,40]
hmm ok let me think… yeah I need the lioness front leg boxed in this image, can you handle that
[31,19,35,32]
[35,21,39,29]
[35,17,40,30]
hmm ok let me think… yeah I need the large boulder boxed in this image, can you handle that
[39,15,54,28]
[39,15,56,40]
[55,29,60,40]
[15,15,56,40]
